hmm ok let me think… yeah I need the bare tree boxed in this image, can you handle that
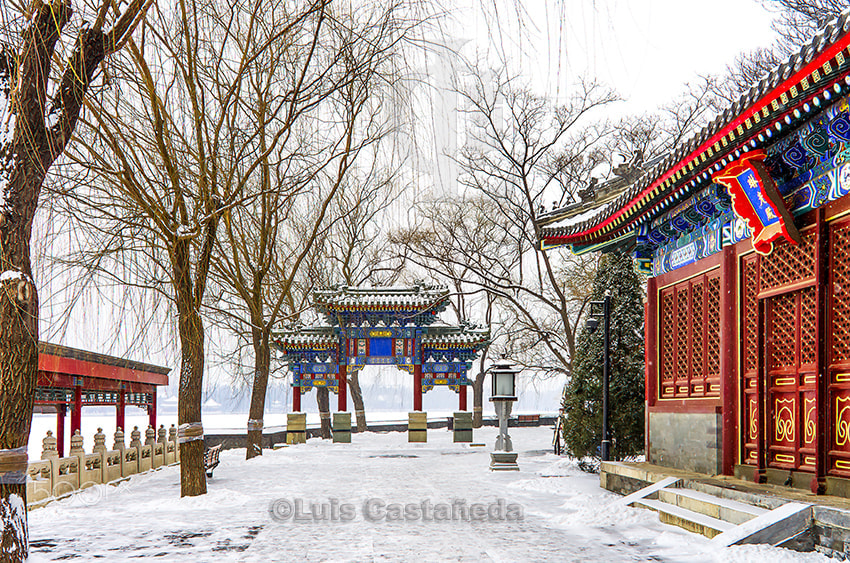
[206,1,414,457]
[55,0,331,497]
[712,1,848,102]
[391,196,499,425]
[314,174,407,432]
[761,0,848,48]
[396,66,614,380]
[0,1,149,558]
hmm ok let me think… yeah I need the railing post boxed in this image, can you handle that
[93,428,107,484]
[69,430,84,489]
[168,424,178,464]
[41,430,59,495]
[113,427,125,477]
[146,425,158,469]
[130,426,142,475]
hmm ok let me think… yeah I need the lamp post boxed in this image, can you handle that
[585,290,612,462]
[489,358,519,471]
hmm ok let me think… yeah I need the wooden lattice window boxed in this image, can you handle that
[658,269,721,399]
[742,255,760,374]
[831,220,850,365]
[705,275,722,395]
[759,229,816,294]
[769,292,797,368]
[660,293,675,392]
[800,287,818,367]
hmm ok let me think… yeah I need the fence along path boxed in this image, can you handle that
[27,424,180,507]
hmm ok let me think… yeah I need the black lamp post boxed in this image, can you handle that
[585,290,611,462]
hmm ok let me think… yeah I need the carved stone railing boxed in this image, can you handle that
[27,424,180,507]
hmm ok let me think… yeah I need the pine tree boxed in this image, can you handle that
[561,250,645,462]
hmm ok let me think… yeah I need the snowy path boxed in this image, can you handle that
[27,427,828,562]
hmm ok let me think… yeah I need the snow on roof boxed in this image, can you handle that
[540,202,612,231]
[313,283,449,311]
[273,326,337,348]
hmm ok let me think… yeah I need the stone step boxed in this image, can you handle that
[657,488,769,525]
[634,498,736,538]
[684,480,787,511]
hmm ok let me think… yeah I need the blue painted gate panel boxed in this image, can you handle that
[370,338,392,356]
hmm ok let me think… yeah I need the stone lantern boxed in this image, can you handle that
[489,358,519,471]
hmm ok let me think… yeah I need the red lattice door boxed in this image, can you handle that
[828,217,850,476]
[740,255,761,466]
[765,288,818,472]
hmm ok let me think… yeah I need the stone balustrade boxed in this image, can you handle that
[26,424,181,507]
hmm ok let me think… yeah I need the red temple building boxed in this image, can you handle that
[539,11,850,495]
[34,342,170,457]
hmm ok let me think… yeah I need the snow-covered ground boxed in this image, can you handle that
[27,426,828,562]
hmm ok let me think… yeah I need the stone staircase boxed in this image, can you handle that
[603,462,821,551]
[632,485,769,538]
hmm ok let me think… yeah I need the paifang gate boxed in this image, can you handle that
[272,284,490,413]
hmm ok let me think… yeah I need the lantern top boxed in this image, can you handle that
[490,358,518,401]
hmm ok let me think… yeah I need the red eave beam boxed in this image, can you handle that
[38,353,168,386]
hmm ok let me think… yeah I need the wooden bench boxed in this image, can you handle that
[204,444,222,478]
[517,414,540,425]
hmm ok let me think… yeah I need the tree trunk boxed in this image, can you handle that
[0,126,44,563]
[348,370,367,432]
[0,266,38,563]
[0,1,148,556]
[246,326,271,459]
[316,387,331,439]
[472,371,485,428]
[174,240,207,498]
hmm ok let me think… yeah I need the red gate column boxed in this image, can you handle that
[414,364,423,411]
[338,364,347,412]
[645,276,658,458]
[57,405,65,457]
[117,390,126,431]
[719,245,738,475]
[459,384,467,411]
[815,209,827,494]
[71,385,82,436]
[293,386,301,412]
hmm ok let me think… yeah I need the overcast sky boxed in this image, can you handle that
[460,0,780,114]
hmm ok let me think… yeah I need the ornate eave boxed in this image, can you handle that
[313,283,450,323]
[539,9,850,248]
[273,326,337,349]
[421,325,490,350]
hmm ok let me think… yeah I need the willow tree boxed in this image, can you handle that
[58,0,330,497]
[0,1,149,558]
[206,1,414,458]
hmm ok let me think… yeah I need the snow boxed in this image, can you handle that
[176,224,196,239]
[1,493,27,558]
[0,269,22,282]
[544,202,611,230]
[25,427,829,562]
